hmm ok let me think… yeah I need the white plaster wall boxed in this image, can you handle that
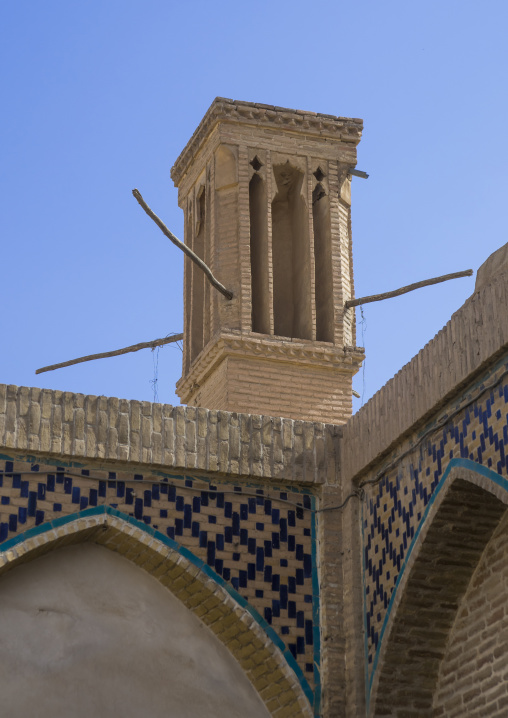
[0,543,271,718]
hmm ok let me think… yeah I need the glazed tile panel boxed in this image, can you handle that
[0,458,318,691]
[362,356,508,683]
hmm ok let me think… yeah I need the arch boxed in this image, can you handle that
[271,162,311,340]
[369,460,508,717]
[249,172,270,334]
[0,507,313,718]
[312,183,333,343]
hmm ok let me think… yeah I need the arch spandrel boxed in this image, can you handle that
[0,508,313,718]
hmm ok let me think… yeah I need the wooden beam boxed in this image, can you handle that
[132,188,233,300]
[345,270,473,309]
[35,333,183,375]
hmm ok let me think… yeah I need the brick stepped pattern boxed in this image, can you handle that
[0,454,319,692]
[362,356,508,686]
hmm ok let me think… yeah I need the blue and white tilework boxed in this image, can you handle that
[0,456,319,693]
[362,355,508,690]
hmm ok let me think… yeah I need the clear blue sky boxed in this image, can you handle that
[1,1,507,412]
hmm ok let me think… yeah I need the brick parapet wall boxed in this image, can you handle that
[342,271,508,482]
[0,385,340,487]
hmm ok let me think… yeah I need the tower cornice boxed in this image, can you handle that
[171,97,363,186]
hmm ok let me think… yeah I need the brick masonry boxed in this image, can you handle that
[173,98,364,424]
[433,507,508,717]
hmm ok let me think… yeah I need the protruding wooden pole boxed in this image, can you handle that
[345,270,473,309]
[132,188,233,300]
[36,333,183,375]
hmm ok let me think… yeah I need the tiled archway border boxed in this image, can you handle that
[365,458,508,715]
[0,506,313,718]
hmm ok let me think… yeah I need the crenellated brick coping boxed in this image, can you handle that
[0,385,340,486]
[342,270,508,482]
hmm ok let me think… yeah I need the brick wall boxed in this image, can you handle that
[433,508,508,717]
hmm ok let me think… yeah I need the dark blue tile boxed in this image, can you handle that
[71,487,80,504]
[8,514,17,532]
[18,507,27,524]
[256,547,264,572]
[207,541,215,566]
[1,496,9,505]
[35,511,44,526]
[28,491,37,517]
[280,584,288,609]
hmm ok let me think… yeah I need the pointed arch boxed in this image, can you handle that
[369,460,508,717]
[0,507,313,718]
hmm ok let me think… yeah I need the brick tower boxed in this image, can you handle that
[171,98,364,423]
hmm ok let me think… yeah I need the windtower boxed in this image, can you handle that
[171,98,364,423]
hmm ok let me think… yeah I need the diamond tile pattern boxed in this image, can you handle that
[0,458,317,687]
